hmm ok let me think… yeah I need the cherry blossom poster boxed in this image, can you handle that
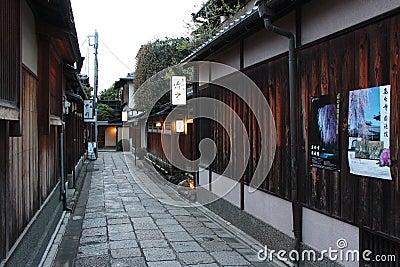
[310,94,340,171]
[347,85,392,180]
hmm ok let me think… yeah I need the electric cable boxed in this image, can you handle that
[99,37,133,71]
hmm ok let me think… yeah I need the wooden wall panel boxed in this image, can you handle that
[0,120,9,259]
[353,16,400,238]
[193,12,400,242]
[0,69,64,260]
[0,0,20,104]
[389,14,400,241]
[297,15,400,243]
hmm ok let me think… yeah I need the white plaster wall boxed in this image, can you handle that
[209,44,240,81]
[21,0,38,75]
[302,208,359,267]
[243,12,296,68]
[244,185,294,238]
[118,126,130,141]
[211,172,240,208]
[199,62,211,87]
[302,0,400,44]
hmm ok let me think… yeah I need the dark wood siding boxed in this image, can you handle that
[197,13,400,243]
[130,124,142,148]
[198,58,291,200]
[147,132,167,162]
[0,120,9,259]
[64,104,86,184]
[299,15,400,241]
[50,51,62,117]
[0,0,20,105]
[3,68,40,257]
[147,116,195,170]
[38,126,60,202]
[0,69,62,261]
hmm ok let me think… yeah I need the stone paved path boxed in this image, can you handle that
[56,152,281,267]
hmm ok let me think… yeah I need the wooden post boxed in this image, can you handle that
[38,36,50,135]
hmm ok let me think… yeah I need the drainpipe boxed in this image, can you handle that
[71,109,78,189]
[60,122,67,211]
[255,0,302,264]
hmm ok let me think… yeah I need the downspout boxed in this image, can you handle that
[72,109,78,189]
[255,1,302,264]
[60,122,67,211]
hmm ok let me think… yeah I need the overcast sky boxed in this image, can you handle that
[70,0,205,93]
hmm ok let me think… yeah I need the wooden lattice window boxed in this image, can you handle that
[0,0,20,105]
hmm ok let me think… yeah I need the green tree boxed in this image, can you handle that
[83,86,93,99]
[133,37,193,112]
[133,1,244,112]
[97,103,114,121]
[190,0,242,46]
[98,83,118,100]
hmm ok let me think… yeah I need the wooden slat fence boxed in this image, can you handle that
[0,0,20,105]
[198,13,400,250]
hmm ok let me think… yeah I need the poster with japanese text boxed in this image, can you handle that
[347,85,392,180]
[310,94,340,171]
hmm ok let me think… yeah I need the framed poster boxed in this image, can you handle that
[309,94,340,171]
[347,85,391,180]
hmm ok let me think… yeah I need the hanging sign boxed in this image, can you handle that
[122,111,128,122]
[309,94,340,171]
[347,85,391,180]
[171,76,186,105]
[84,100,94,120]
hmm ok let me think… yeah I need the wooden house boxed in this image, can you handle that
[180,0,400,266]
[0,0,87,265]
[114,73,146,151]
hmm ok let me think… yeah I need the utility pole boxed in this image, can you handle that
[93,30,99,159]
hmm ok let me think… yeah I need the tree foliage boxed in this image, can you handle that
[97,103,114,121]
[190,0,242,46]
[133,1,244,112]
[348,89,370,138]
[98,83,119,100]
[83,86,93,99]
[133,37,193,112]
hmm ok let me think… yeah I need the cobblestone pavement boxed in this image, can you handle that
[57,152,282,267]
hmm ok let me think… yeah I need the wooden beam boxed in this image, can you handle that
[38,36,50,135]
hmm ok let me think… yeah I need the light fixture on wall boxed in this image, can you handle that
[155,122,162,127]
[63,96,71,115]
[175,120,184,133]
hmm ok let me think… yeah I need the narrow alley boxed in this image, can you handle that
[51,152,280,267]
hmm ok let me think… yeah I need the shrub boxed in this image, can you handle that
[135,147,147,159]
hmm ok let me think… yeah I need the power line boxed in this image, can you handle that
[99,38,132,71]
[79,37,87,49]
